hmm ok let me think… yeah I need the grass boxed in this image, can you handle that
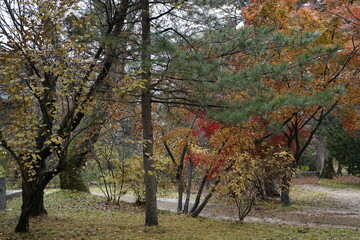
[318,179,360,191]
[290,186,334,208]
[1,191,359,240]
[255,185,336,211]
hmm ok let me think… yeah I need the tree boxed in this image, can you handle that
[320,114,360,176]
[210,0,360,205]
[130,0,246,226]
[0,0,130,232]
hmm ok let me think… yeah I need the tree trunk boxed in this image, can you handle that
[16,183,47,232]
[190,174,207,213]
[177,171,184,213]
[141,0,158,226]
[254,178,266,200]
[140,0,158,226]
[59,165,89,193]
[141,88,158,226]
[316,135,326,173]
[264,178,280,198]
[191,179,220,218]
[337,161,342,176]
[15,202,32,232]
[320,156,335,179]
[281,172,291,206]
[176,147,186,212]
[22,180,47,217]
[30,193,47,216]
[183,158,193,213]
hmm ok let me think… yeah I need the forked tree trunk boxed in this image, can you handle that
[16,183,47,232]
[190,174,207,213]
[21,182,47,216]
[191,179,220,218]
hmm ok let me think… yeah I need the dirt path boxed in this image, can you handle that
[246,184,360,229]
[297,184,360,211]
[91,183,360,229]
[111,184,360,229]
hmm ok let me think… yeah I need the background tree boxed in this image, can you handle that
[59,0,131,192]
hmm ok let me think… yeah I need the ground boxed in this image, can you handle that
[144,176,360,229]
[0,176,359,239]
[247,177,360,229]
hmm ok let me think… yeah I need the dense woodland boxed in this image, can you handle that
[0,0,359,234]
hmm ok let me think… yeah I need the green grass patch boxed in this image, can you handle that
[291,186,329,206]
[254,185,329,211]
[0,190,359,240]
[318,179,360,191]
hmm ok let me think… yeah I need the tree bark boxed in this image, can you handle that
[337,161,343,176]
[141,0,158,226]
[264,178,280,198]
[191,179,220,217]
[183,158,193,213]
[141,88,158,226]
[316,135,326,173]
[16,172,52,232]
[190,174,207,213]
[320,156,335,179]
[176,146,187,212]
[280,172,291,206]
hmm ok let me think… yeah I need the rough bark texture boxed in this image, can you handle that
[281,173,291,206]
[16,188,46,232]
[318,135,335,179]
[16,172,53,232]
[141,0,158,226]
[141,88,158,226]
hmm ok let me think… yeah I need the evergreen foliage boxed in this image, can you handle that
[320,116,360,175]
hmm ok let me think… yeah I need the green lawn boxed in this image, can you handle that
[1,191,359,240]
[318,179,360,191]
